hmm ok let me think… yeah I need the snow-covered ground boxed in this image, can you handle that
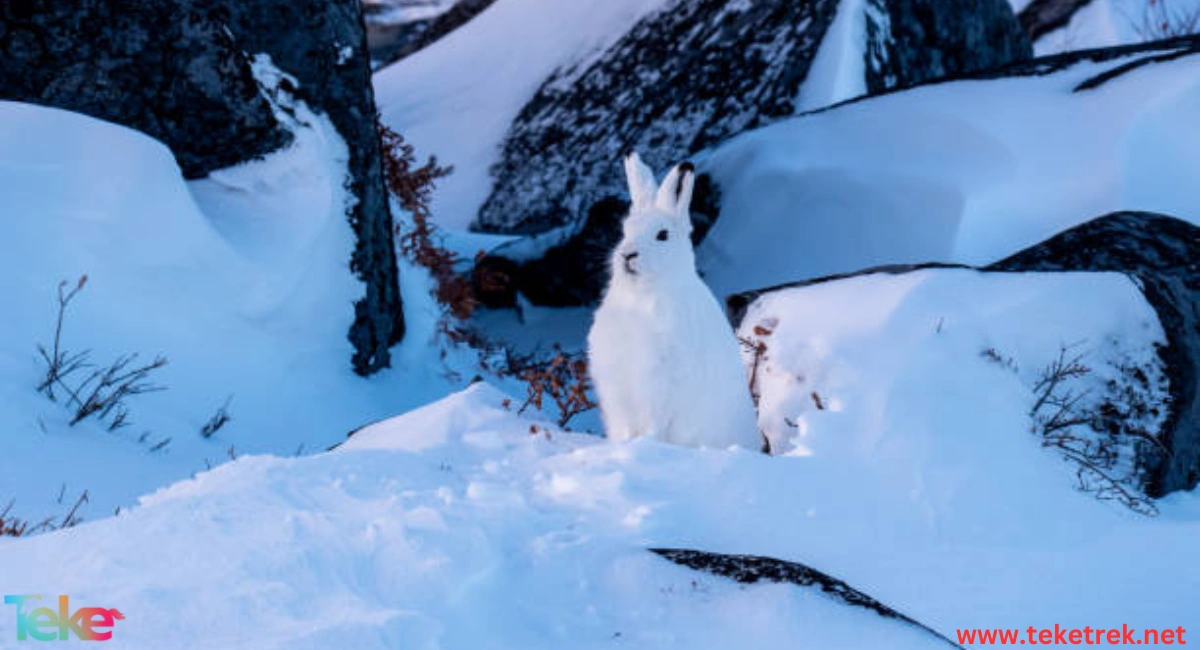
[2,364,1197,648]
[3,0,1199,646]
[0,101,471,522]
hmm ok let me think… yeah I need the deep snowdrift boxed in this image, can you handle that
[697,46,1200,298]
[0,101,464,521]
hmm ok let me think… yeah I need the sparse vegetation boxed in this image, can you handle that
[200,396,234,439]
[37,276,168,432]
[0,491,89,538]
[379,120,477,319]
[1127,0,1200,40]
[515,347,596,428]
[1027,343,1165,516]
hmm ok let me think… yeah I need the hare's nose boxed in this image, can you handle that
[623,251,639,261]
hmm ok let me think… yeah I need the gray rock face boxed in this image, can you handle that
[864,0,1032,93]
[478,0,840,237]
[0,0,404,375]
[220,0,405,375]
[990,212,1200,498]
[478,0,1029,238]
[0,1,290,178]
[474,0,1028,306]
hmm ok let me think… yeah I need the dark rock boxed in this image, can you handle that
[220,0,406,375]
[1017,0,1096,42]
[989,212,1200,497]
[0,1,290,178]
[479,0,1027,238]
[864,0,1032,93]
[651,548,963,649]
[478,0,841,237]
[0,0,405,375]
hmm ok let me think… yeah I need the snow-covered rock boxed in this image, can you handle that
[991,212,1200,498]
[0,0,406,373]
[0,102,462,523]
[477,0,1029,238]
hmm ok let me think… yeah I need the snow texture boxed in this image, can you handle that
[0,101,464,522]
[696,45,1200,299]
[1,377,1197,648]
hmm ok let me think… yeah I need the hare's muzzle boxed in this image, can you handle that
[622,251,639,276]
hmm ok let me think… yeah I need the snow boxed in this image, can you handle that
[0,100,465,523]
[3,3,1200,647]
[373,0,671,231]
[697,49,1200,298]
[363,0,458,26]
[796,0,869,112]
[737,269,1167,478]
[1,367,1196,647]
[1017,0,1200,54]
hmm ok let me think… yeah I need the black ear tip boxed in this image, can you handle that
[679,161,695,174]
[625,149,638,160]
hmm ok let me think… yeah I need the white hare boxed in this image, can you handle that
[587,152,761,450]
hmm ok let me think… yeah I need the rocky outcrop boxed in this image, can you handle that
[0,1,289,178]
[990,212,1200,497]
[0,0,405,375]
[220,0,405,375]
[478,0,841,238]
[864,0,1031,93]
[474,0,1028,305]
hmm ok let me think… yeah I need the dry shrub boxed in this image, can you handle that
[1,491,89,538]
[378,120,478,319]
[515,347,597,428]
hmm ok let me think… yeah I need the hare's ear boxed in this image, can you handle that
[624,151,658,210]
[655,161,695,220]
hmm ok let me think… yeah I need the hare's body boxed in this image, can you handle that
[587,153,760,449]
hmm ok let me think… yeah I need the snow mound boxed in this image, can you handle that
[736,269,1167,498]
[697,47,1200,298]
[0,101,459,520]
[2,378,1198,648]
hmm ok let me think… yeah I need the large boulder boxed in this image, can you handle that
[726,212,1199,502]
[474,0,1029,305]
[989,212,1200,497]
[0,0,404,375]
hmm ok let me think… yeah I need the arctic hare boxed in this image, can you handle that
[587,152,761,450]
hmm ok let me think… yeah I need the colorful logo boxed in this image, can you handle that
[4,595,124,642]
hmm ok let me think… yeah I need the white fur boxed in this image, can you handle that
[587,152,761,450]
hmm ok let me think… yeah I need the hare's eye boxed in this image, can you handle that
[656,229,669,242]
